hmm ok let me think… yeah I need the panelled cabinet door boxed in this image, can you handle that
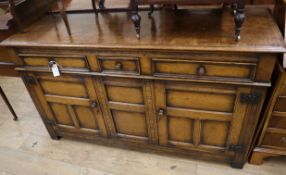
[155,81,250,157]
[25,73,108,138]
[94,77,158,144]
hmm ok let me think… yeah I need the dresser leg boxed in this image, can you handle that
[50,134,61,140]
[249,152,266,165]
[233,2,245,41]
[249,151,280,165]
[131,0,141,38]
[57,0,72,35]
[230,161,244,169]
[0,86,18,121]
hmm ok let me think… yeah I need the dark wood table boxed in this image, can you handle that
[130,0,245,41]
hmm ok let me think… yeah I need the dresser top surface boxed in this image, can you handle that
[2,6,286,53]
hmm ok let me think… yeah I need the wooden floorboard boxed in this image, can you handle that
[0,76,286,175]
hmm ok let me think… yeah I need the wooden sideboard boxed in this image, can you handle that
[1,7,285,168]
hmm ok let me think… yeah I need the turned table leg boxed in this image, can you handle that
[148,4,154,17]
[131,0,141,38]
[0,86,18,121]
[91,0,98,15]
[99,0,105,9]
[233,0,245,41]
[57,0,71,35]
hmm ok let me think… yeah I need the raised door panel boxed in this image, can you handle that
[26,73,108,137]
[94,77,158,144]
[155,81,249,156]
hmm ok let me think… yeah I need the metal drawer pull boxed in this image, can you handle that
[48,60,57,68]
[48,60,61,77]
[115,62,123,70]
[197,64,206,76]
[91,102,98,108]
[281,137,286,145]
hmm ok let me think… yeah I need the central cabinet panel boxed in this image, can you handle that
[94,77,158,144]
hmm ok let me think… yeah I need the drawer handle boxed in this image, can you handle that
[90,102,98,108]
[197,64,206,76]
[281,137,286,145]
[115,62,123,70]
[48,60,57,68]
[48,60,61,77]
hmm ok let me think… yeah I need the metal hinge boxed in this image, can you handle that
[23,76,36,85]
[43,119,56,126]
[240,93,260,104]
[229,145,245,153]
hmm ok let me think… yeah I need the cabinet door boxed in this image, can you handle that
[155,81,250,155]
[94,77,158,144]
[25,73,108,138]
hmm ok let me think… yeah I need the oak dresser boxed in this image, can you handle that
[1,7,286,168]
[250,61,286,165]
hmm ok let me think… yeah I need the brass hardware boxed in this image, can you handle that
[115,62,123,70]
[281,137,286,145]
[91,102,98,108]
[197,64,206,76]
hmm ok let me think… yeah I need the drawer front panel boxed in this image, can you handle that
[98,57,140,74]
[262,132,286,149]
[269,115,286,130]
[152,59,255,80]
[23,56,89,71]
[274,96,286,112]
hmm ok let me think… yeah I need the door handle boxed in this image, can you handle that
[91,102,98,108]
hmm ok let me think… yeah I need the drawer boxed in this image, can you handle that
[98,57,140,75]
[274,96,286,112]
[22,55,89,71]
[152,59,256,80]
[269,115,286,130]
[262,132,286,149]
